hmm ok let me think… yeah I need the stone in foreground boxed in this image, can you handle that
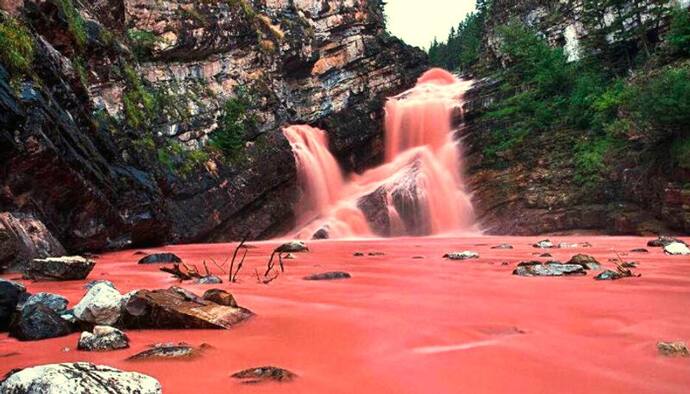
[23,256,95,281]
[443,251,479,260]
[73,282,123,325]
[303,272,352,281]
[657,341,689,357]
[0,362,161,393]
[513,261,586,277]
[9,304,73,341]
[78,326,129,351]
[137,253,183,264]
[567,254,601,270]
[121,287,253,329]
[664,242,690,256]
[1,278,26,331]
[231,366,297,384]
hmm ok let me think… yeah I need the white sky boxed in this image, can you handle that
[384,0,477,49]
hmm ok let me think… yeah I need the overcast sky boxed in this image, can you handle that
[384,0,477,49]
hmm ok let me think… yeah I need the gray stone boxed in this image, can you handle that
[664,242,690,256]
[0,362,161,393]
[73,282,123,325]
[78,326,129,351]
[21,293,68,313]
[23,256,95,281]
[513,261,586,277]
[195,275,223,285]
[274,241,309,253]
[566,254,601,270]
[9,303,73,341]
[443,251,479,260]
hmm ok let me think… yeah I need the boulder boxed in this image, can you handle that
[20,292,68,313]
[9,303,73,341]
[0,362,161,393]
[137,253,182,264]
[0,212,66,273]
[274,241,309,253]
[121,287,253,329]
[566,254,601,270]
[513,261,586,277]
[231,366,297,384]
[127,343,207,360]
[491,243,513,249]
[312,227,330,240]
[202,289,238,307]
[0,278,27,331]
[594,268,638,280]
[664,242,690,256]
[23,256,95,281]
[443,251,479,260]
[657,341,689,357]
[73,282,123,325]
[303,272,351,281]
[195,275,223,285]
[533,239,554,248]
[78,326,129,351]
[647,236,686,247]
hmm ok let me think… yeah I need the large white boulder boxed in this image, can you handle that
[0,362,161,393]
[664,242,690,256]
[73,283,123,325]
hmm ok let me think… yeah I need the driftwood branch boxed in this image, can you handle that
[228,234,249,283]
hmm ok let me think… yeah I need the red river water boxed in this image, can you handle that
[2,236,690,393]
[284,68,475,239]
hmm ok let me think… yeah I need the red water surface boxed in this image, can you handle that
[2,236,690,393]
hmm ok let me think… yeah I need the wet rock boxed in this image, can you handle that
[0,278,26,331]
[0,362,161,393]
[20,293,68,313]
[0,212,66,273]
[533,239,554,249]
[647,236,686,247]
[137,253,183,264]
[127,343,206,360]
[274,241,309,253]
[657,341,689,357]
[202,289,238,307]
[195,275,223,285]
[664,242,690,256]
[566,254,601,270]
[353,252,364,257]
[368,252,385,256]
[357,186,392,236]
[594,267,639,280]
[23,256,95,281]
[73,282,123,325]
[443,251,479,260]
[513,261,586,277]
[9,303,73,341]
[78,326,129,351]
[539,253,552,258]
[303,272,351,281]
[85,280,115,290]
[231,366,297,384]
[312,227,329,240]
[121,287,253,329]
[630,248,649,253]
[491,243,513,249]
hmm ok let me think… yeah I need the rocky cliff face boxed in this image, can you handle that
[0,0,427,261]
[462,0,690,235]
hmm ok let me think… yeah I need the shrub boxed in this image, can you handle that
[574,136,613,186]
[667,7,690,57]
[0,16,34,75]
[209,89,256,158]
[121,64,158,129]
[127,29,159,59]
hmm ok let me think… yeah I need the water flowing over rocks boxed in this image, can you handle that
[23,256,95,281]
[77,326,129,351]
[0,362,162,394]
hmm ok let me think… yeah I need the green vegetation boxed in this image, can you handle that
[127,29,160,60]
[228,0,257,20]
[157,140,210,175]
[58,0,87,49]
[208,88,256,159]
[0,16,35,76]
[667,7,690,56]
[121,64,159,129]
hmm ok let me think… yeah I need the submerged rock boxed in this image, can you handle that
[491,243,513,249]
[202,289,238,307]
[275,241,309,253]
[127,343,206,360]
[594,267,639,280]
[353,252,364,257]
[138,253,182,264]
[664,242,690,256]
[566,254,601,270]
[9,303,73,341]
[73,282,123,326]
[513,261,586,277]
[121,287,253,329]
[630,248,649,253]
[78,326,129,351]
[303,272,351,281]
[647,236,686,247]
[443,251,479,260]
[20,293,68,313]
[0,362,161,393]
[23,256,95,281]
[0,279,27,331]
[533,239,554,249]
[657,341,689,357]
[231,366,297,384]
[195,275,223,285]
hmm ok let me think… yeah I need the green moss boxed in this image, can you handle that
[58,0,87,49]
[0,16,35,76]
